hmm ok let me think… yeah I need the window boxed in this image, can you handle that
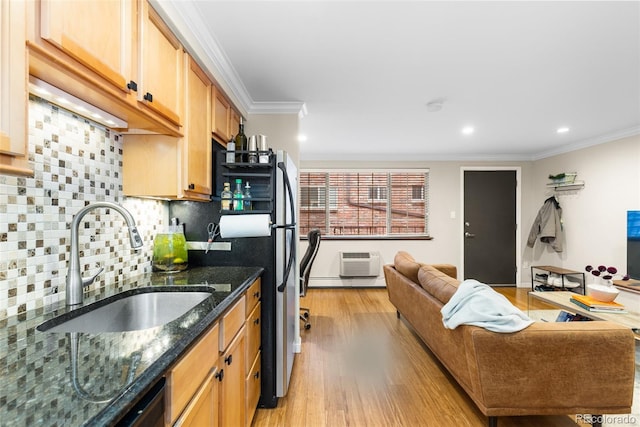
[299,170,430,238]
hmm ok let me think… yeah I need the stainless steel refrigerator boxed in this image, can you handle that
[172,148,298,407]
[274,150,298,398]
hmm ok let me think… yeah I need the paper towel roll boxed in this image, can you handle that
[219,214,272,238]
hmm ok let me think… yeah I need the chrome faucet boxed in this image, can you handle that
[66,202,143,306]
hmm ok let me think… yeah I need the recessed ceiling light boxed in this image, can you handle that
[461,126,474,135]
[557,127,570,134]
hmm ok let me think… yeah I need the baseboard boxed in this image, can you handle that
[308,277,386,288]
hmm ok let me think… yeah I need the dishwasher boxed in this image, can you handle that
[116,377,165,427]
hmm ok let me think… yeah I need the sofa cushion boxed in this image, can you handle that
[394,251,422,283]
[418,265,460,304]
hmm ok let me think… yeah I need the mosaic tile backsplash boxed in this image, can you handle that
[0,96,168,318]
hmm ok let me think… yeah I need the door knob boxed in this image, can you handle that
[465,232,476,238]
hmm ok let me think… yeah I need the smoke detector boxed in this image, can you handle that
[426,98,445,112]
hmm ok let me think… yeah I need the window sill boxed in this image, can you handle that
[300,235,433,241]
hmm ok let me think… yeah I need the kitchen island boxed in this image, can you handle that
[0,266,263,426]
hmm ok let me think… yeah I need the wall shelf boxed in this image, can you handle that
[546,180,585,191]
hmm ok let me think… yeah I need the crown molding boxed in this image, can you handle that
[531,125,640,160]
[149,1,305,118]
[248,102,307,116]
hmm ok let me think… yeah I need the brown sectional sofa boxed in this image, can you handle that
[384,251,636,427]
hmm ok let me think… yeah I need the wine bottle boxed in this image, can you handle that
[235,118,247,163]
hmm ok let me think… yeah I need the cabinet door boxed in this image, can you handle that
[175,369,219,427]
[39,0,132,92]
[219,325,246,427]
[246,302,261,373]
[138,0,183,126]
[212,85,231,143]
[0,0,30,175]
[246,353,261,427]
[166,323,219,425]
[229,109,241,145]
[183,55,212,198]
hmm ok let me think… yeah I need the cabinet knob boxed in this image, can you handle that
[127,80,138,92]
[224,354,233,365]
[188,183,195,190]
[253,291,260,299]
[254,318,260,325]
[143,92,153,102]
[254,371,260,379]
[215,369,224,382]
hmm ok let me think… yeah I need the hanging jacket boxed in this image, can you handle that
[527,196,563,252]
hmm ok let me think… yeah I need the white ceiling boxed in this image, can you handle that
[157,1,640,161]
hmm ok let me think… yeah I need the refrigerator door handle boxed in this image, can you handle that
[272,224,296,229]
[277,161,296,293]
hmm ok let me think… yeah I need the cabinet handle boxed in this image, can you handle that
[188,183,195,190]
[215,369,224,382]
[254,371,260,379]
[253,291,260,299]
[143,92,153,102]
[224,354,233,365]
[127,81,138,92]
[254,318,260,325]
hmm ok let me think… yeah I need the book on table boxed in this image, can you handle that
[569,294,627,313]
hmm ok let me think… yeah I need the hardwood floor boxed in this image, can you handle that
[252,288,590,427]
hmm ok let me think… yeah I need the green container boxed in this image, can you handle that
[152,225,188,273]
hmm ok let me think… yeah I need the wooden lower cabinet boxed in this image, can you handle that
[219,325,246,427]
[166,322,219,425]
[246,352,261,426]
[174,368,219,426]
[245,280,262,427]
[165,279,262,427]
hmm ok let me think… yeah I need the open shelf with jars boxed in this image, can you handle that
[214,149,276,214]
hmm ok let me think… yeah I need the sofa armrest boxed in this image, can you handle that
[463,321,635,416]
[429,264,457,279]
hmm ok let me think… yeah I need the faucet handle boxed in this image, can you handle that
[82,267,105,288]
[129,226,144,249]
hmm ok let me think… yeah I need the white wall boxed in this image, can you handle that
[300,159,532,287]
[300,135,640,289]
[525,134,640,285]
[245,113,300,164]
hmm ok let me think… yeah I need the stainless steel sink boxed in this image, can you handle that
[37,290,212,333]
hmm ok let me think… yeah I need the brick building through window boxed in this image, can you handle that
[299,170,430,238]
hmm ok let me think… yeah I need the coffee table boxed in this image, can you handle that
[528,291,640,338]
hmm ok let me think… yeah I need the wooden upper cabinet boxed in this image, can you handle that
[137,1,183,127]
[0,0,31,176]
[229,109,241,145]
[122,54,211,201]
[39,0,133,93]
[26,0,183,136]
[183,55,212,199]
[212,85,242,146]
[212,85,231,143]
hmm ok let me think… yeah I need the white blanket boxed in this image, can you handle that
[441,279,534,333]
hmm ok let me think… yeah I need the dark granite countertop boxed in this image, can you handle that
[0,266,263,426]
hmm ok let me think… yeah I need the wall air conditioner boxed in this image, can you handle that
[339,251,380,277]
